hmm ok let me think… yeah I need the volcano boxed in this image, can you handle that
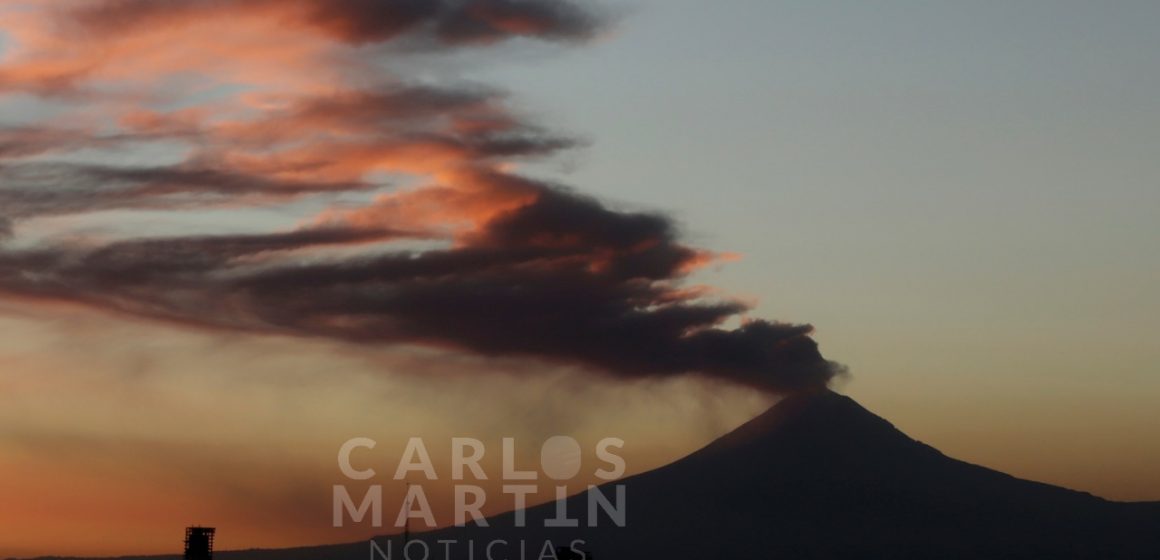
[23,390,1160,560]
[438,388,1159,559]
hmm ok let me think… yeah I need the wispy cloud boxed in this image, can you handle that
[0,0,839,392]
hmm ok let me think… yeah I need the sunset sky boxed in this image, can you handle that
[1,1,1158,557]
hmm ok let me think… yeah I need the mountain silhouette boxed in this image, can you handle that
[594,388,1160,558]
[17,390,1160,560]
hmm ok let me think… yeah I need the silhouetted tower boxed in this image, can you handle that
[556,546,592,560]
[184,527,215,560]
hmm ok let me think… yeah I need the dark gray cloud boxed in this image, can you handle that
[0,126,160,159]
[0,163,374,218]
[0,1,841,394]
[67,0,606,46]
[281,84,501,124]
[432,0,604,44]
[0,181,840,392]
[0,81,576,219]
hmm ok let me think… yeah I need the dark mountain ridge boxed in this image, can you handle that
[16,390,1159,559]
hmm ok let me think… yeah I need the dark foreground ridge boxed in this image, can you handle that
[17,391,1160,559]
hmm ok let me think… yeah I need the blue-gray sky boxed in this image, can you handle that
[475,0,1160,496]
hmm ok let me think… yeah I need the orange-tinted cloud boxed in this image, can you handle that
[68,0,605,46]
[0,1,838,391]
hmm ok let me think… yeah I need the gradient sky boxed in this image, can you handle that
[1,1,1159,557]
[478,0,1160,492]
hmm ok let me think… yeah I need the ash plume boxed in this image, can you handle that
[0,0,841,392]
